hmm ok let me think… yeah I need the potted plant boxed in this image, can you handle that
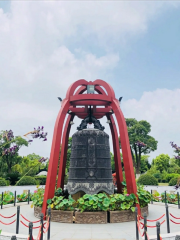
[136,183,151,216]
[108,193,138,223]
[47,195,75,223]
[31,186,45,218]
[75,193,110,224]
[17,192,32,203]
[0,192,14,206]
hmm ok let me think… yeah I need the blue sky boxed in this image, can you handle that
[0,1,180,162]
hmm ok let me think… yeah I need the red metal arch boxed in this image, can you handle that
[42,79,139,217]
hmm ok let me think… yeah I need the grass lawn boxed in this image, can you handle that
[158,183,169,186]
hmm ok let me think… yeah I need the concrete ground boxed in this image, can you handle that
[1,203,180,240]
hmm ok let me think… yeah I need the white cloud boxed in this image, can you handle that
[122,89,180,161]
[0,1,179,160]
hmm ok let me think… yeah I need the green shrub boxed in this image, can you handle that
[35,176,46,185]
[166,174,180,183]
[0,177,7,186]
[169,177,179,186]
[137,174,158,186]
[16,176,37,186]
[6,173,21,185]
[153,173,161,180]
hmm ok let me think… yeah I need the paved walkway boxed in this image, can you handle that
[1,203,180,240]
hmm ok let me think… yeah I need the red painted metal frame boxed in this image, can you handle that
[42,79,140,217]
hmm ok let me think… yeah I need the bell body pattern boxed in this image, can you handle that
[67,129,114,195]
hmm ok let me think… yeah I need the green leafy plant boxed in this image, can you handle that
[54,188,63,196]
[31,186,45,207]
[17,192,32,202]
[137,174,158,186]
[76,193,111,212]
[137,184,151,207]
[47,195,75,211]
[0,191,14,205]
[109,193,138,212]
[161,192,178,204]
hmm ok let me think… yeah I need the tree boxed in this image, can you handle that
[110,152,124,173]
[0,130,29,173]
[140,155,151,173]
[119,118,158,174]
[167,158,180,174]
[12,156,41,176]
[170,142,180,166]
[153,154,170,173]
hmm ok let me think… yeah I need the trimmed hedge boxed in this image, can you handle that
[35,176,46,185]
[137,174,158,186]
[16,176,37,186]
[169,177,179,186]
[0,177,7,186]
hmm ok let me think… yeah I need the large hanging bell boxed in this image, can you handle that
[66,129,114,195]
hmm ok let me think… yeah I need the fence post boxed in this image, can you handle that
[28,190,30,205]
[165,204,170,233]
[151,190,153,204]
[1,192,3,209]
[156,221,160,240]
[11,236,17,240]
[165,191,167,206]
[16,206,20,234]
[14,191,16,206]
[40,213,44,240]
[178,192,180,209]
[144,212,147,240]
[29,222,33,240]
[47,208,51,240]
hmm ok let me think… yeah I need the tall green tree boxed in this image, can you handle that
[119,118,158,174]
[153,154,170,173]
[0,130,28,173]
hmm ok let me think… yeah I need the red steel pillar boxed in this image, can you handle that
[57,114,74,189]
[107,114,123,193]
[41,100,70,217]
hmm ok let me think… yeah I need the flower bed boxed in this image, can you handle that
[75,211,107,224]
[32,185,151,224]
[34,206,73,223]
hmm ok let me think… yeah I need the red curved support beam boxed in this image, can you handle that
[57,114,75,189]
[111,99,140,214]
[107,114,123,193]
[66,79,88,98]
[93,79,115,98]
[75,86,86,95]
[70,94,111,103]
[42,100,70,218]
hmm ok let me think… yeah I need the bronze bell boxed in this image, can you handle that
[66,128,114,195]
